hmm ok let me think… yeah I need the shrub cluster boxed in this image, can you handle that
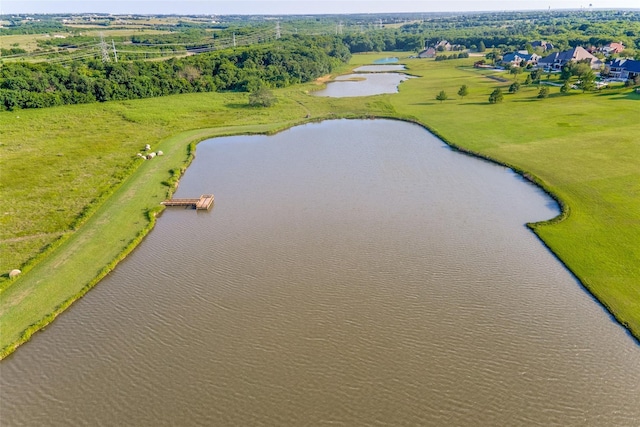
[435,52,470,61]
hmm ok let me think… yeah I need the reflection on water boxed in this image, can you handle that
[373,57,399,64]
[313,72,411,97]
[1,120,638,426]
[354,64,406,72]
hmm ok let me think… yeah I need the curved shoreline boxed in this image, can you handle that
[2,62,639,358]
[396,116,640,346]
[3,113,638,359]
[0,122,309,359]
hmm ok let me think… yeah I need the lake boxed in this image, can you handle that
[1,120,638,426]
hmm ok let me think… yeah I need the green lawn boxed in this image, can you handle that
[390,57,640,337]
[1,53,639,357]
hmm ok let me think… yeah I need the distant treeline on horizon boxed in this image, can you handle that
[1,10,638,111]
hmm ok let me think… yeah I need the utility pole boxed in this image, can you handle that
[99,33,110,63]
[112,39,118,63]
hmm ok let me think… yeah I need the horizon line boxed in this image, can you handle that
[3,7,640,16]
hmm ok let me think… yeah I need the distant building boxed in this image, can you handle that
[601,42,625,56]
[474,60,492,68]
[531,40,554,51]
[538,46,603,70]
[501,51,541,66]
[608,58,640,80]
[435,40,452,51]
[418,47,437,58]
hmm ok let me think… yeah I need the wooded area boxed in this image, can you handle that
[1,10,639,111]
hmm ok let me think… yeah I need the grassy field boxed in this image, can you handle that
[1,54,639,357]
[0,29,174,58]
[390,57,640,339]
[0,34,45,52]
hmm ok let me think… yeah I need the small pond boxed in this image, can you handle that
[354,64,406,72]
[373,57,399,64]
[313,72,412,98]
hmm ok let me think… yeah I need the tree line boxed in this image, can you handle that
[0,35,350,111]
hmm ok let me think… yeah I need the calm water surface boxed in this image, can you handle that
[373,57,399,64]
[313,72,411,97]
[1,120,638,426]
[354,64,406,72]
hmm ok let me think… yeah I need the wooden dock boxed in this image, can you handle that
[162,194,214,210]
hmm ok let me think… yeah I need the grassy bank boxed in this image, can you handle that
[1,53,639,357]
[389,57,640,339]
[0,73,391,357]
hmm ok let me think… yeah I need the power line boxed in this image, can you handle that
[99,33,110,63]
[112,40,118,63]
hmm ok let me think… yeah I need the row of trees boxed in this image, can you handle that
[4,10,640,59]
[402,10,640,56]
[435,52,469,61]
[0,35,350,111]
[436,62,605,105]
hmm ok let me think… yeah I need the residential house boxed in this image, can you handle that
[435,40,452,51]
[501,51,541,67]
[538,46,603,70]
[608,58,640,80]
[418,47,437,58]
[531,40,554,51]
[601,42,625,56]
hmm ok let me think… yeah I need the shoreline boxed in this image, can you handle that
[2,58,639,358]
[0,122,306,359]
[3,114,638,359]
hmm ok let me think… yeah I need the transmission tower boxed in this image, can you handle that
[233,32,236,47]
[112,40,118,63]
[275,21,281,39]
[99,33,110,63]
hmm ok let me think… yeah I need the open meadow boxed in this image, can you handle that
[1,53,639,357]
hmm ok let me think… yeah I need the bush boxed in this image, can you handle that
[624,76,639,87]
[488,88,504,104]
[248,87,277,107]
[538,86,549,98]
[435,90,448,102]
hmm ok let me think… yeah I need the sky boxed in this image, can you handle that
[2,0,639,15]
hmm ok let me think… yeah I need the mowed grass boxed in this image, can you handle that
[391,57,640,337]
[1,53,639,356]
